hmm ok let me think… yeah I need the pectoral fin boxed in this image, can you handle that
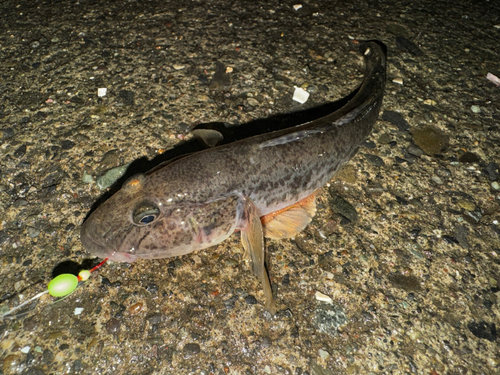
[261,192,317,240]
[238,199,276,314]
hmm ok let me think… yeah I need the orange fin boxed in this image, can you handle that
[261,192,317,240]
[239,199,276,314]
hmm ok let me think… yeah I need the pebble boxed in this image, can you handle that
[315,291,333,303]
[346,365,360,374]
[395,36,423,56]
[209,62,231,91]
[459,152,481,163]
[118,90,135,106]
[244,295,258,305]
[2,127,15,139]
[183,343,201,357]
[96,164,129,190]
[318,349,330,360]
[328,193,358,223]
[105,318,121,334]
[407,144,424,156]
[100,150,120,169]
[457,199,475,211]
[14,144,27,158]
[82,171,94,183]
[54,351,66,362]
[454,225,470,249]
[484,162,499,181]
[411,125,448,155]
[335,164,357,184]
[431,175,443,185]
[313,303,348,336]
[377,133,392,144]
[467,321,497,342]
[293,86,310,104]
[61,140,75,150]
[146,283,159,294]
[388,273,421,291]
[381,111,410,131]
[385,23,409,37]
[27,227,41,238]
[470,105,481,113]
[41,348,54,364]
[74,307,84,315]
[3,355,20,373]
[247,97,259,107]
[364,154,385,167]
[492,181,500,190]
[129,302,144,315]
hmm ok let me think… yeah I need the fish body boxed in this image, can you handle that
[81,41,386,313]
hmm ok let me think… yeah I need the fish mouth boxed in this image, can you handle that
[80,221,138,263]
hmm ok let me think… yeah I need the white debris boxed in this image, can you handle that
[20,346,30,353]
[486,72,500,87]
[293,4,302,10]
[97,88,107,97]
[292,86,309,104]
[315,291,333,303]
[392,77,403,85]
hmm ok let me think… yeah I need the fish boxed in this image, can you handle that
[80,41,386,314]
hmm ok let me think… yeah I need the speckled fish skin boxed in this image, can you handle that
[81,42,386,303]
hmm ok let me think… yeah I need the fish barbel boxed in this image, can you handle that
[81,41,386,313]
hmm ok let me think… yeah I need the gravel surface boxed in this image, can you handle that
[1,0,499,374]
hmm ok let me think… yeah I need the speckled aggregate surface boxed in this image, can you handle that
[1,0,499,374]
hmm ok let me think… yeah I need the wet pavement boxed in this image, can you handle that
[1,0,499,374]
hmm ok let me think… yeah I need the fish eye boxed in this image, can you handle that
[132,201,161,226]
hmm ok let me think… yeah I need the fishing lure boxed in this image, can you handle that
[0,258,108,319]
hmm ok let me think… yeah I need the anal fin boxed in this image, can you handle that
[261,192,317,240]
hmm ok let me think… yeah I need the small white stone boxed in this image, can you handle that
[471,105,481,113]
[97,88,107,97]
[319,349,330,359]
[392,77,403,85]
[74,307,84,315]
[293,4,302,10]
[315,291,333,303]
[20,346,30,353]
[492,181,500,190]
[293,86,309,104]
[173,64,185,70]
[431,175,443,185]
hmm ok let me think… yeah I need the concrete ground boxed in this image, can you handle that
[0,0,499,374]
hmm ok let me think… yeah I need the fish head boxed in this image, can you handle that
[80,173,192,262]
